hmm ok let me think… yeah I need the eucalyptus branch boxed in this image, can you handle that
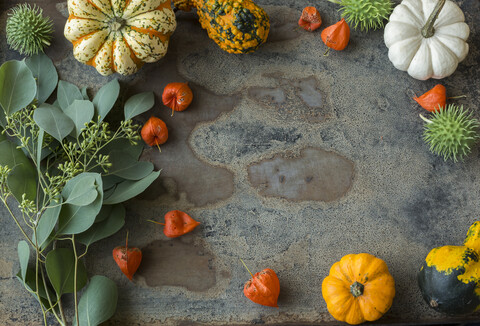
[72,235,80,326]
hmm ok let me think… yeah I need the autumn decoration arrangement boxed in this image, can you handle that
[1,0,478,324]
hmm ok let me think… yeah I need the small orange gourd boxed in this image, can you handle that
[322,253,395,325]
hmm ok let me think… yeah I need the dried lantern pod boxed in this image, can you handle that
[298,6,322,31]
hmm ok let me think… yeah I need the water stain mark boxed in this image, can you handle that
[137,239,218,292]
[248,147,354,202]
[247,72,333,123]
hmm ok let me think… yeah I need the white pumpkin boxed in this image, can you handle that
[384,0,469,80]
[64,0,176,76]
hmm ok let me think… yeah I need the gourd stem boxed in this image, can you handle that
[421,0,446,38]
[420,114,433,124]
[350,281,364,297]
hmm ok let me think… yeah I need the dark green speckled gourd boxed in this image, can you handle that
[418,221,480,315]
[173,0,269,53]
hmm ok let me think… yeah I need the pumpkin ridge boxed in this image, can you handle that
[72,28,107,47]
[130,26,169,42]
[85,0,109,16]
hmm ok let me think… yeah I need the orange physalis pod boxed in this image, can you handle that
[162,82,193,116]
[414,84,447,112]
[298,7,322,32]
[149,210,200,238]
[141,116,168,148]
[112,233,142,281]
[321,18,350,52]
[241,260,280,308]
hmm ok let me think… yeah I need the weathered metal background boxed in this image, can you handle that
[1,0,480,324]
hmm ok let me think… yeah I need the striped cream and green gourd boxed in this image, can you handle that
[64,0,176,76]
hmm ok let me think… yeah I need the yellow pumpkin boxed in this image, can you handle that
[173,0,269,54]
[64,0,176,76]
[322,253,395,325]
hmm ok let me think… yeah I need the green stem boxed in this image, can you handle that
[421,0,446,38]
[239,259,254,278]
[1,197,35,247]
[72,235,80,326]
[33,227,48,326]
[350,281,364,297]
[40,266,65,326]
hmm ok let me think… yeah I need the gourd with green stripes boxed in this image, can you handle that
[64,0,176,76]
[418,221,480,315]
[173,0,269,54]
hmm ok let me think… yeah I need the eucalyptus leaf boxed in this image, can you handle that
[17,241,30,282]
[45,248,87,295]
[81,87,89,100]
[62,173,97,206]
[36,129,44,170]
[33,104,75,142]
[64,100,94,137]
[0,60,36,114]
[124,91,154,120]
[76,204,125,246]
[57,80,83,111]
[75,276,118,326]
[57,173,103,235]
[35,199,62,248]
[109,150,154,180]
[17,268,57,311]
[102,174,124,191]
[102,138,143,160]
[0,139,37,201]
[103,170,160,205]
[25,53,58,104]
[0,107,6,127]
[93,79,119,122]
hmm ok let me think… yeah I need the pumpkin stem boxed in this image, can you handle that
[350,281,364,297]
[421,0,446,38]
[109,17,126,32]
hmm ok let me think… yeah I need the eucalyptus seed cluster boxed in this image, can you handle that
[6,4,53,55]
[0,165,13,197]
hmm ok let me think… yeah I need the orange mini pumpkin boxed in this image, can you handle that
[322,253,395,325]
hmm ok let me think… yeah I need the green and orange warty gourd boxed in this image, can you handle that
[173,0,269,54]
[64,0,176,76]
[322,253,395,325]
[418,221,480,315]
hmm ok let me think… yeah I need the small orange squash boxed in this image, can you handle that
[322,253,395,325]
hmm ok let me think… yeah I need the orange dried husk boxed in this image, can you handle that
[162,82,193,112]
[298,6,322,31]
[244,268,280,307]
[414,84,447,112]
[163,210,200,238]
[112,246,142,280]
[321,18,350,51]
[141,116,168,146]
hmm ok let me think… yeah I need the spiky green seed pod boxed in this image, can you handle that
[330,0,393,31]
[6,4,54,56]
[422,105,480,162]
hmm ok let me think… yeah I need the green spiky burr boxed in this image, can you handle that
[6,4,54,56]
[328,0,393,31]
[422,105,480,162]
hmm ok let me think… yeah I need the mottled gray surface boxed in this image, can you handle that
[1,0,480,325]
